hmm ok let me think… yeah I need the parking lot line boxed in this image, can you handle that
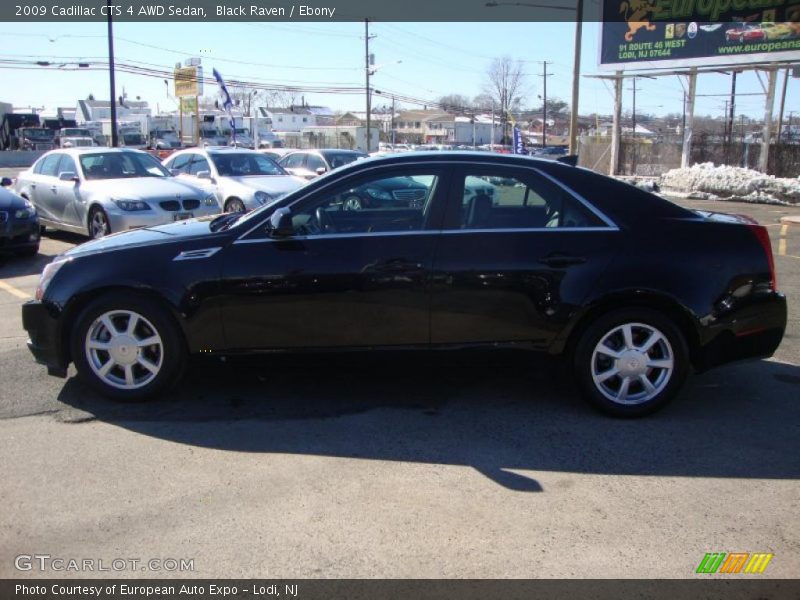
[0,280,31,300]
[778,223,788,256]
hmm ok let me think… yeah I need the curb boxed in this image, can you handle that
[780,216,800,225]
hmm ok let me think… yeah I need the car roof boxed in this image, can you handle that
[43,147,147,157]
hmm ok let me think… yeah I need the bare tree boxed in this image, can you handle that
[225,85,259,115]
[438,94,472,113]
[483,56,527,143]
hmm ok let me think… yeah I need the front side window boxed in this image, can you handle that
[57,155,78,176]
[306,154,326,172]
[281,153,306,169]
[287,171,440,236]
[167,153,192,173]
[187,156,211,176]
[457,168,606,230]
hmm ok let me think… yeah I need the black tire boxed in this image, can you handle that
[573,308,689,417]
[224,197,246,213]
[88,206,111,239]
[71,292,186,401]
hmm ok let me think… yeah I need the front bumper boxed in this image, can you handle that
[696,291,788,371]
[0,216,39,253]
[106,204,220,232]
[22,300,67,377]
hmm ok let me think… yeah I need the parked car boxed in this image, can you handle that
[278,149,368,180]
[532,146,568,158]
[57,127,95,149]
[163,148,307,213]
[725,24,765,42]
[0,183,39,256]
[14,148,220,239]
[21,152,786,416]
[760,22,794,40]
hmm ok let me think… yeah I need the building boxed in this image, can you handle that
[75,99,151,124]
[256,106,315,133]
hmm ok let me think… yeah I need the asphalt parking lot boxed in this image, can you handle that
[0,193,798,578]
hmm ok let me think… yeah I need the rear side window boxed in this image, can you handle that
[455,168,607,230]
[38,154,62,177]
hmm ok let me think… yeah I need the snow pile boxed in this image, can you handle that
[659,162,800,205]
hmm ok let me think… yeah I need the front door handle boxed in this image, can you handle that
[538,253,586,268]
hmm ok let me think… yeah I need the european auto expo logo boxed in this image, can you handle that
[696,552,774,574]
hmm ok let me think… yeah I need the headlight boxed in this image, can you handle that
[254,191,272,205]
[35,257,71,301]
[15,202,36,219]
[113,199,151,211]
[204,193,218,207]
[365,187,392,200]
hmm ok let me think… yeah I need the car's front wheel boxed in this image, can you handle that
[71,293,186,400]
[224,197,246,213]
[574,308,689,417]
[88,206,111,239]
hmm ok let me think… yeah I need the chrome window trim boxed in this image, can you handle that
[236,159,618,241]
[232,227,618,245]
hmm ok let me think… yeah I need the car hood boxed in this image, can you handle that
[223,175,306,195]
[82,177,208,200]
[64,217,218,258]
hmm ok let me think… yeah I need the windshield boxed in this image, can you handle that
[79,152,171,180]
[154,130,177,138]
[201,129,218,138]
[234,128,248,135]
[63,128,91,137]
[322,152,367,169]
[211,153,287,177]
[22,128,54,140]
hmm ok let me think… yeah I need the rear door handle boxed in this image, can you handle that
[538,253,586,268]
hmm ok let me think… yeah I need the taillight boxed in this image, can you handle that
[748,224,776,290]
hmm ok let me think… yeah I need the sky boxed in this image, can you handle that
[0,20,797,122]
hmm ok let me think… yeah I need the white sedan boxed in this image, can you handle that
[163,148,307,212]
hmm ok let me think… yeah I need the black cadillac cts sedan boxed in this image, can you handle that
[22,152,786,416]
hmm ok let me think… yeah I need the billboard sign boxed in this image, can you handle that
[174,66,203,97]
[599,0,800,70]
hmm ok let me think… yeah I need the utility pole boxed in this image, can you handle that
[568,0,584,155]
[777,67,790,143]
[727,71,737,145]
[391,95,396,145]
[630,76,639,175]
[106,0,118,147]
[364,18,372,153]
[609,71,622,176]
[539,61,552,148]
[759,67,777,173]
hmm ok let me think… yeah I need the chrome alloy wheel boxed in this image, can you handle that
[84,310,164,390]
[90,210,110,238]
[590,322,674,405]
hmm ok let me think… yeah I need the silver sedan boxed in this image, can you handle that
[14,148,220,239]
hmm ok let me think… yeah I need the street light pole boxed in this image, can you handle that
[106,0,118,147]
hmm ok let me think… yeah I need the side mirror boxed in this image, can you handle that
[315,166,327,176]
[0,177,12,187]
[169,168,180,177]
[58,171,78,182]
[269,207,294,237]
[196,170,212,180]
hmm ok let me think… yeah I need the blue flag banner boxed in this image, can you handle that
[512,126,524,155]
[212,67,235,146]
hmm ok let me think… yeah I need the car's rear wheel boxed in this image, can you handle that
[88,206,110,239]
[574,308,689,417]
[71,293,186,401]
[225,197,246,213]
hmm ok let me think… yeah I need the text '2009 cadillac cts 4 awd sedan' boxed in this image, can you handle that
[21,152,787,416]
